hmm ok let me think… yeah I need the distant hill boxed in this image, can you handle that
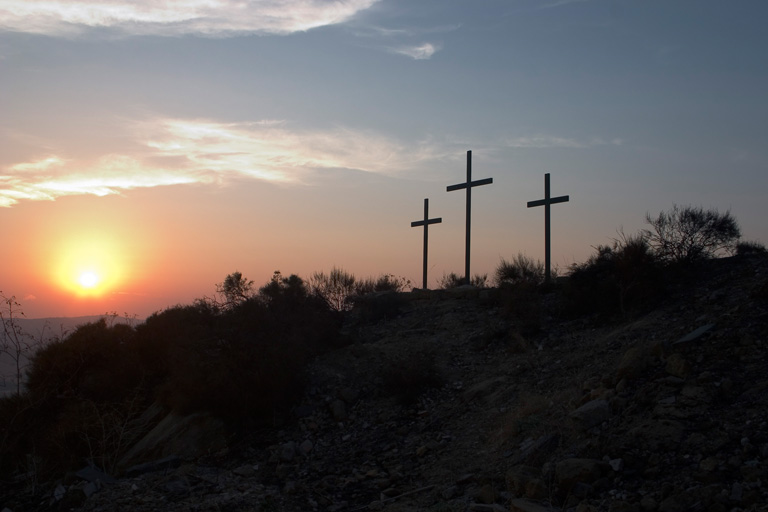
[13,315,137,341]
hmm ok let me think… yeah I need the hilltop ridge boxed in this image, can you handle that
[53,253,768,512]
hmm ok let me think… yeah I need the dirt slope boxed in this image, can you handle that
[67,254,768,511]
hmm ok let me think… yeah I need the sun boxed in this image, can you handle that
[78,271,100,289]
[52,234,126,298]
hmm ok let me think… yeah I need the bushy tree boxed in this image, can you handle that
[26,319,140,403]
[643,205,741,263]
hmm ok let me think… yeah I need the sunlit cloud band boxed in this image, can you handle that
[0,0,379,37]
[0,118,446,207]
[1,119,624,207]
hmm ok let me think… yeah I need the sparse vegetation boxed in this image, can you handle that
[310,267,411,311]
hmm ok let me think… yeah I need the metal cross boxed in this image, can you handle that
[447,150,493,285]
[527,173,570,283]
[411,198,442,289]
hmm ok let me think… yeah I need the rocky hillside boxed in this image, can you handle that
[11,254,768,511]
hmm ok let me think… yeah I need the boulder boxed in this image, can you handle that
[570,399,610,430]
[664,353,691,379]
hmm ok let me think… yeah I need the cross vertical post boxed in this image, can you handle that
[410,198,442,289]
[527,173,570,283]
[447,150,493,285]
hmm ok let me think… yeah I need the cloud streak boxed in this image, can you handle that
[389,42,441,60]
[0,0,379,37]
[0,118,448,207]
[505,135,622,149]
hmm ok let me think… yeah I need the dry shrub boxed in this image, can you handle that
[495,254,545,287]
[736,240,767,255]
[439,272,488,289]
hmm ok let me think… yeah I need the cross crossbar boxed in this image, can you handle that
[527,172,570,283]
[527,195,569,208]
[447,177,493,192]
[446,150,493,285]
[411,218,443,227]
[410,198,442,289]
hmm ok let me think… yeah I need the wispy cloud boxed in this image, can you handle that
[0,117,449,207]
[539,0,593,9]
[505,135,622,149]
[0,0,379,37]
[389,42,441,60]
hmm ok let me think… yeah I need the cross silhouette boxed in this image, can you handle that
[447,151,493,285]
[410,198,442,289]
[527,173,569,283]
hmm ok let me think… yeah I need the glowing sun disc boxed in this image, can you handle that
[78,271,100,289]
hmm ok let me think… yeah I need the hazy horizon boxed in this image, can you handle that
[2,0,767,318]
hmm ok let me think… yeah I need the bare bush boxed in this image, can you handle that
[0,292,43,395]
[643,205,741,263]
[309,267,357,311]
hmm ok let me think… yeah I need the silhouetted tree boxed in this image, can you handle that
[216,271,253,309]
[643,205,741,263]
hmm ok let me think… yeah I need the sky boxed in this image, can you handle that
[1,0,767,318]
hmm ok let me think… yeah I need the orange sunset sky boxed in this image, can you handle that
[1,0,767,318]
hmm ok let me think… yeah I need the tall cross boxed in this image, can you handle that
[410,198,442,289]
[447,150,493,285]
[527,173,570,283]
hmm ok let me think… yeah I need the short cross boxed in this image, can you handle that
[446,150,493,285]
[527,173,569,283]
[411,198,442,289]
